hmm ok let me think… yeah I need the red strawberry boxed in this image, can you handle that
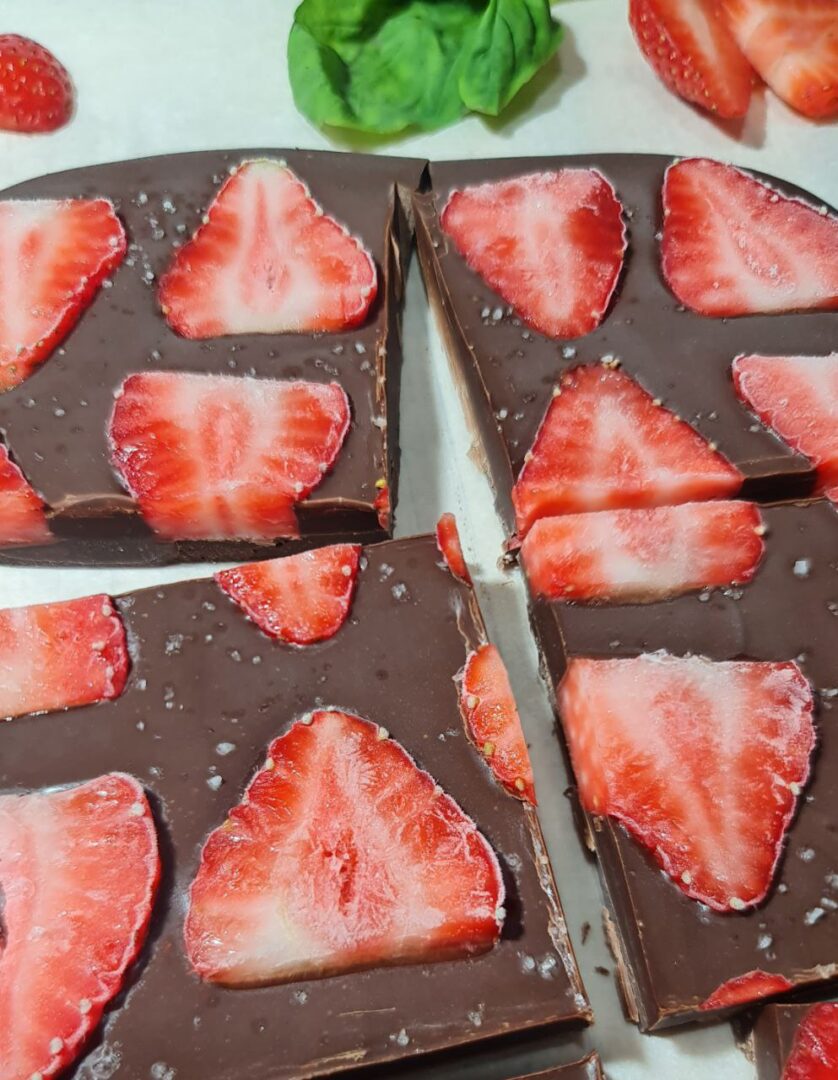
[699,970,793,1012]
[0,443,50,546]
[184,709,504,985]
[158,159,377,337]
[784,1002,838,1079]
[0,773,159,1079]
[435,512,471,585]
[216,543,361,645]
[733,354,838,493]
[512,364,742,536]
[374,480,391,530]
[724,0,838,119]
[662,158,838,317]
[0,594,128,720]
[0,197,126,390]
[521,501,764,603]
[460,644,535,803]
[0,35,73,133]
[559,652,815,911]
[108,372,350,541]
[440,170,626,340]
[629,0,754,117]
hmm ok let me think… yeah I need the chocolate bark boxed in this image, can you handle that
[0,149,425,565]
[513,1053,604,1079]
[0,534,589,1078]
[751,1002,825,1079]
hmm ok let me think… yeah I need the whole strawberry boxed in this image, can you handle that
[0,34,73,132]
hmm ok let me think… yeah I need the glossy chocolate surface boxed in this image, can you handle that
[513,1053,604,1079]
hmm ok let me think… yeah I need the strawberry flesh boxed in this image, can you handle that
[108,371,350,540]
[435,512,471,585]
[185,709,504,985]
[699,970,793,1012]
[784,1002,838,1079]
[159,159,377,337]
[0,774,159,1079]
[0,35,73,133]
[559,652,815,911]
[440,170,626,340]
[662,158,838,317]
[0,443,50,546]
[216,544,362,645]
[0,594,128,720]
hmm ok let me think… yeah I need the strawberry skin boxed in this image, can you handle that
[559,652,815,912]
[521,501,765,603]
[784,1002,838,1079]
[512,364,742,536]
[0,198,126,390]
[0,443,51,546]
[460,644,536,803]
[699,970,793,1012]
[159,159,377,337]
[629,0,754,117]
[440,170,627,340]
[216,543,362,645]
[0,35,73,133]
[108,371,350,541]
[0,594,128,720]
[662,158,838,317]
[185,709,504,985]
[0,773,159,1080]
[435,512,472,585]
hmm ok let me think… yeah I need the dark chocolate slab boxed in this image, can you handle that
[0,535,589,1079]
[751,1002,825,1080]
[0,149,426,565]
[414,155,837,530]
[512,1052,604,1079]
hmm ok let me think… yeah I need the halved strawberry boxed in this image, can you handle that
[158,159,377,337]
[0,594,128,720]
[108,372,350,540]
[0,443,51,546]
[724,0,838,119]
[0,197,126,390]
[184,709,504,985]
[662,158,838,317]
[699,970,793,1012]
[435,512,471,585]
[216,543,361,645]
[459,644,535,803]
[521,502,764,603]
[629,0,754,117]
[784,1002,838,1079]
[558,652,815,911]
[0,773,159,1079]
[440,170,626,340]
[733,354,838,493]
[0,35,73,133]
[511,364,742,536]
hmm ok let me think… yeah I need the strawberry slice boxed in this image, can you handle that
[0,773,160,1080]
[662,158,838,317]
[784,1002,838,1079]
[459,644,535,803]
[521,502,765,603]
[158,159,377,337]
[0,443,51,546]
[558,652,815,911]
[0,197,126,390]
[733,354,838,494]
[435,512,472,585]
[216,543,362,645]
[440,170,627,340]
[108,371,350,541]
[629,0,754,118]
[0,594,128,721]
[724,0,838,119]
[0,35,73,133]
[699,970,793,1012]
[185,709,504,985]
[512,364,742,536]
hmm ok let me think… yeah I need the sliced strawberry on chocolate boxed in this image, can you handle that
[0,197,126,389]
[0,773,159,1080]
[440,170,626,340]
[558,652,815,911]
[216,543,361,645]
[784,1002,838,1079]
[185,709,504,985]
[108,371,350,540]
[460,644,535,803]
[0,34,73,133]
[724,0,838,119]
[662,158,838,317]
[629,0,754,117]
[0,443,51,546]
[512,364,742,536]
[699,970,793,1012]
[0,594,128,720]
[521,501,764,603]
[158,159,377,337]
[435,512,471,585]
